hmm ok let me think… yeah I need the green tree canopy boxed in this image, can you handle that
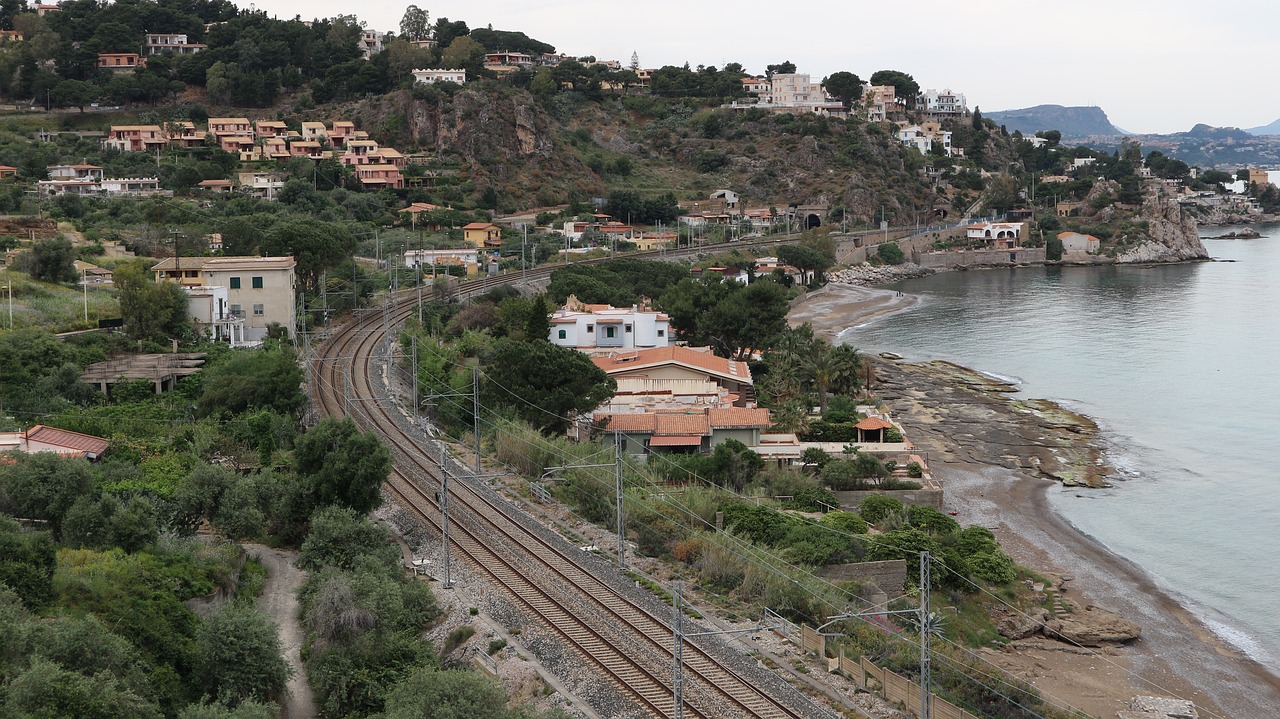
[196,345,305,418]
[0,452,95,539]
[822,71,863,107]
[194,604,291,706]
[292,417,392,514]
[869,70,919,104]
[261,219,356,294]
[21,236,77,283]
[114,260,191,340]
[398,4,430,41]
[480,339,615,434]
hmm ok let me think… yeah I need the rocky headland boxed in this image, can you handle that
[1113,191,1211,263]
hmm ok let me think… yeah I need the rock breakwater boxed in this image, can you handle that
[828,263,934,286]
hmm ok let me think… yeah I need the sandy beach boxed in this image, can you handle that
[789,282,1280,719]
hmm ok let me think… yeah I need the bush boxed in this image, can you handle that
[907,505,960,535]
[442,625,475,655]
[298,506,399,572]
[876,242,906,265]
[968,550,1017,585]
[858,495,903,524]
[784,486,838,512]
[820,511,868,536]
[906,461,923,478]
[194,604,291,706]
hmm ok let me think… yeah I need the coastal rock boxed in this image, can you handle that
[1124,695,1199,718]
[1115,191,1209,263]
[995,607,1049,640]
[1204,228,1262,239]
[1043,604,1141,646]
[828,262,934,286]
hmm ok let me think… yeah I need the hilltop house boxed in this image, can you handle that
[144,32,206,55]
[104,125,166,152]
[152,255,297,341]
[413,68,467,84]
[591,346,756,407]
[208,117,251,137]
[98,53,144,72]
[919,88,967,115]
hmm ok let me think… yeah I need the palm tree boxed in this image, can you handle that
[806,344,861,413]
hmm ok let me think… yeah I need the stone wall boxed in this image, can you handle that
[817,560,908,597]
[918,246,1047,269]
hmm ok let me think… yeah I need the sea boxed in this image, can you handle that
[838,224,1280,674]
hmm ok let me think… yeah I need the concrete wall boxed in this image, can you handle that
[817,559,908,597]
[918,246,1046,269]
[834,488,943,511]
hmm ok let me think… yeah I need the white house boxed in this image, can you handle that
[358,30,386,59]
[403,248,480,275]
[413,68,467,85]
[897,125,952,156]
[710,189,739,209]
[100,177,161,196]
[549,295,670,351]
[919,88,967,115]
[967,221,1025,248]
[1057,231,1100,256]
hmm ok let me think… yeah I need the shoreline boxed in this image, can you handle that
[788,282,1280,718]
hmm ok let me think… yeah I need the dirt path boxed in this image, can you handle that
[246,544,317,719]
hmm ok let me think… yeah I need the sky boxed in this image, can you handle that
[253,0,1280,134]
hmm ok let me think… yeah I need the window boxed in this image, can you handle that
[605,326,616,338]
[624,324,632,333]
[251,276,263,289]
[253,304,264,316]
[229,276,241,289]
[657,329,665,337]
[557,329,566,340]
[230,304,242,317]
[586,324,594,333]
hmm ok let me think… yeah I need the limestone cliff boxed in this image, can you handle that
[1114,190,1209,263]
[351,87,604,206]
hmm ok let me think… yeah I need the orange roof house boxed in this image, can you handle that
[0,425,110,460]
[462,222,502,247]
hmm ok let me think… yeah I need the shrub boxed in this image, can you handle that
[858,495,903,524]
[486,639,506,655]
[820,511,868,535]
[785,486,838,512]
[443,625,475,655]
[968,550,1017,585]
[884,427,903,443]
[876,242,906,265]
[907,506,960,535]
[906,461,924,478]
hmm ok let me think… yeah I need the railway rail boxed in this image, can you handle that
[311,240,829,718]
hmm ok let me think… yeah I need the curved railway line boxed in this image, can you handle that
[311,240,834,719]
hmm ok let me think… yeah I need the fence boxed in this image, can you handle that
[771,609,980,719]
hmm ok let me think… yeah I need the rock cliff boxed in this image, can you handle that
[1115,190,1209,263]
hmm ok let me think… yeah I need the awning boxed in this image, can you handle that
[649,435,703,447]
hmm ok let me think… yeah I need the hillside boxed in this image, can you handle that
[985,105,1124,140]
[344,83,1025,224]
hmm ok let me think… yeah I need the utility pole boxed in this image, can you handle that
[437,443,452,588]
[920,551,932,719]
[411,335,419,427]
[672,581,686,719]
[615,429,625,570]
[472,366,481,474]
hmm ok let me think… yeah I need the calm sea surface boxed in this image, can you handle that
[840,225,1280,670]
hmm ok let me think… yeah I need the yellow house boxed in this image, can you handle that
[462,222,502,247]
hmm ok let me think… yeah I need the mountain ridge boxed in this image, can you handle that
[984,105,1125,139]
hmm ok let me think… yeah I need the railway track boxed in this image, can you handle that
[311,242,825,719]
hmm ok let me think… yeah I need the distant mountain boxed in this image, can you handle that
[1245,117,1280,136]
[985,105,1125,140]
[1080,123,1280,168]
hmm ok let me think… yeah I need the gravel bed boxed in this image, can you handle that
[368,334,855,719]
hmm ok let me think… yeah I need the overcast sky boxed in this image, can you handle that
[256,0,1279,134]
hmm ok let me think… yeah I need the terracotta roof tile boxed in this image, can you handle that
[24,425,109,456]
[592,346,751,384]
[655,413,710,436]
[708,407,771,429]
[855,417,894,430]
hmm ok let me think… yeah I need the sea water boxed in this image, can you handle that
[839,226,1280,672]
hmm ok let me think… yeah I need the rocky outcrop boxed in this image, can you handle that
[1043,604,1141,646]
[1115,192,1210,263]
[828,262,934,286]
[995,607,1049,640]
